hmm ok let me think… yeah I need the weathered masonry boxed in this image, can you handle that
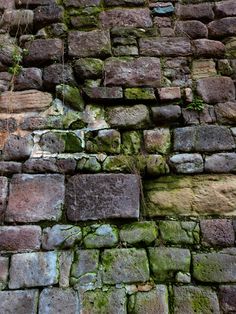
[0,0,236,313]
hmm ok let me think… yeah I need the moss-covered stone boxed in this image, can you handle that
[56,84,85,111]
[102,248,149,284]
[121,131,142,155]
[62,111,86,129]
[144,128,171,154]
[148,247,191,282]
[85,129,121,154]
[74,58,104,79]
[80,288,126,314]
[64,132,83,153]
[120,221,157,246]
[124,88,156,100]
[77,156,102,172]
[145,155,170,176]
[83,224,119,248]
[159,221,200,245]
[102,155,132,172]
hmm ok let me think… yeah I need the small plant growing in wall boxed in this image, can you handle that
[186,97,205,112]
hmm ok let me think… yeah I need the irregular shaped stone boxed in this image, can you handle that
[146,154,170,177]
[56,84,84,111]
[176,3,214,20]
[0,226,41,253]
[6,174,65,222]
[24,39,64,65]
[192,39,225,57]
[64,0,101,7]
[158,87,181,101]
[104,57,161,87]
[149,247,190,282]
[0,0,14,9]
[105,0,145,6]
[42,225,82,250]
[84,224,119,248]
[102,248,149,284]
[0,9,33,34]
[112,45,138,56]
[83,87,123,100]
[200,219,235,247]
[159,221,199,244]
[120,221,157,245]
[192,59,216,79]
[193,250,236,282]
[58,251,73,288]
[0,290,39,314]
[175,20,208,39]
[74,58,104,79]
[144,128,171,154]
[0,257,9,290]
[169,153,204,174]
[34,4,64,29]
[144,175,236,216]
[0,177,7,222]
[205,153,236,173]
[107,105,150,129]
[219,285,236,313]
[100,8,152,28]
[68,30,111,58]
[9,252,58,289]
[71,249,99,286]
[122,131,142,155]
[215,0,236,18]
[139,37,192,57]
[152,105,181,124]
[66,174,140,221]
[129,285,169,314]
[124,88,156,100]
[174,286,220,314]
[0,162,22,175]
[173,126,235,152]
[14,68,43,91]
[39,288,79,314]
[0,90,52,112]
[208,17,236,38]
[43,64,75,90]
[80,288,126,314]
[17,0,56,7]
[215,102,236,124]
[3,134,33,161]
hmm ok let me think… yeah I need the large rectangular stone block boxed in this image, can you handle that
[66,174,140,221]
[6,174,65,222]
[9,252,58,289]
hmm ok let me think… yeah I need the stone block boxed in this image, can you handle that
[64,0,101,7]
[0,177,7,221]
[174,286,220,314]
[34,4,64,29]
[176,3,214,20]
[192,39,225,57]
[14,68,42,91]
[0,90,52,113]
[38,288,79,314]
[102,248,149,284]
[139,37,192,57]
[124,88,156,100]
[192,59,216,79]
[208,17,236,38]
[0,9,33,34]
[173,126,235,152]
[215,0,236,18]
[158,87,181,101]
[2,134,33,161]
[144,128,171,154]
[58,251,73,288]
[105,0,145,6]
[74,58,104,79]
[0,0,15,9]
[215,102,236,124]
[120,221,158,245]
[205,153,236,173]
[104,57,161,87]
[107,105,150,129]
[169,153,204,174]
[99,8,152,28]
[219,285,236,313]
[42,225,82,250]
[0,226,41,252]
[200,219,235,247]
[24,39,64,66]
[152,105,181,124]
[83,87,123,100]
[80,288,126,314]
[159,221,199,244]
[9,252,58,289]
[68,30,111,58]
[0,257,9,290]
[175,20,208,39]
[6,174,65,222]
[121,131,142,155]
[0,290,39,314]
[66,174,139,221]
[193,250,236,282]
[148,247,190,281]
[17,0,55,7]
[84,224,119,248]
[0,162,22,175]
[43,64,75,90]
[129,285,169,314]
[196,77,235,103]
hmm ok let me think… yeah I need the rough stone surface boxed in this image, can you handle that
[0,226,41,252]
[102,248,149,284]
[176,3,214,21]
[0,177,7,221]
[205,153,236,173]
[6,174,65,222]
[0,257,9,290]
[208,17,236,38]
[0,290,39,314]
[68,30,111,58]
[196,77,235,103]
[192,39,225,57]
[148,247,191,281]
[34,4,64,29]
[215,0,236,18]
[9,252,58,289]
[219,285,236,313]
[200,219,235,247]
[43,64,75,90]
[104,57,161,87]
[14,68,43,91]
[38,288,79,314]
[173,126,235,152]
[84,224,119,248]
[175,20,208,39]
[74,58,104,79]
[120,221,157,245]
[215,102,236,124]
[42,225,82,250]
[99,8,152,28]
[2,134,33,161]
[174,286,220,314]
[58,251,73,288]
[193,250,236,282]
[192,59,217,79]
[169,153,204,174]
[144,128,171,154]
[152,105,181,124]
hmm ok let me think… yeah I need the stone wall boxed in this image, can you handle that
[0,0,236,312]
